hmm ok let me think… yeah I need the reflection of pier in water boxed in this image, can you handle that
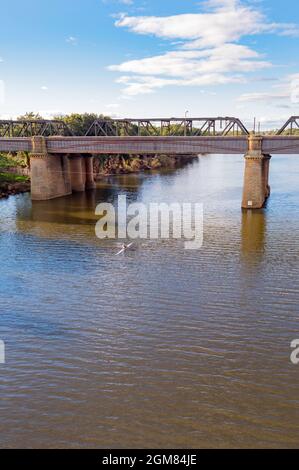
[241,209,267,266]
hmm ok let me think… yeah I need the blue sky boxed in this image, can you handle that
[0,0,299,128]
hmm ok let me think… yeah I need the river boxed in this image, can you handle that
[0,154,298,448]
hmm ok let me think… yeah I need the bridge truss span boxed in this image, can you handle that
[85,117,249,137]
[0,120,73,137]
[277,116,299,136]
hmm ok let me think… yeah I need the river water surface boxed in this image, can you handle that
[0,154,299,448]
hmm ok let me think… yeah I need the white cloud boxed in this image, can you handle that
[105,103,120,109]
[109,45,270,78]
[101,0,133,4]
[0,80,5,104]
[238,92,288,103]
[238,73,299,104]
[66,36,78,46]
[109,0,299,96]
[39,110,65,119]
[115,1,298,47]
[115,6,260,48]
[115,72,245,96]
[41,86,48,91]
[116,75,181,96]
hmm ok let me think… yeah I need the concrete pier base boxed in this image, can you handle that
[242,135,271,209]
[69,156,85,192]
[263,154,271,198]
[30,140,96,200]
[85,156,96,190]
[242,153,271,209]
[30,137,72,201]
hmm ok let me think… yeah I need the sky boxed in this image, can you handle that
[0,0,299,129]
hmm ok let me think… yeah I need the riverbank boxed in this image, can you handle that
[93,154,198,177]
[0,153,30,198]
[0,173,30,199]
[0,152,197,198]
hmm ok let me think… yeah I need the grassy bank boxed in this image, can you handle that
[0,172,29,183]
[0,153,30,198]
[0,152,29,169]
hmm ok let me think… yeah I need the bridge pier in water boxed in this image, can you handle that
[242,134,271,209]
[69,156,85,192]
[30,137,95,200]
[68,155,96,192]
[30,137,72,200]
[84,155,97,190]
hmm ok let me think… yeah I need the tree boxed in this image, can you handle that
[17,112,43,121]
[54,113,110,136]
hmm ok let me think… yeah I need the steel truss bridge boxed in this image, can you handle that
[1,116,299,157]
[0,117,249,138]
[1,115,299,206]
[1,116,299,138]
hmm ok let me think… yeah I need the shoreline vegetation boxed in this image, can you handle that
[93,153,197,178]
[0,153,30,199]
[0,112,198,199]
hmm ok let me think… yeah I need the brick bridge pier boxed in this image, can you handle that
[30,136,96,200]
[242,134,271,209]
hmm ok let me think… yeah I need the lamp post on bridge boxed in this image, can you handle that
[184,110,189,137]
